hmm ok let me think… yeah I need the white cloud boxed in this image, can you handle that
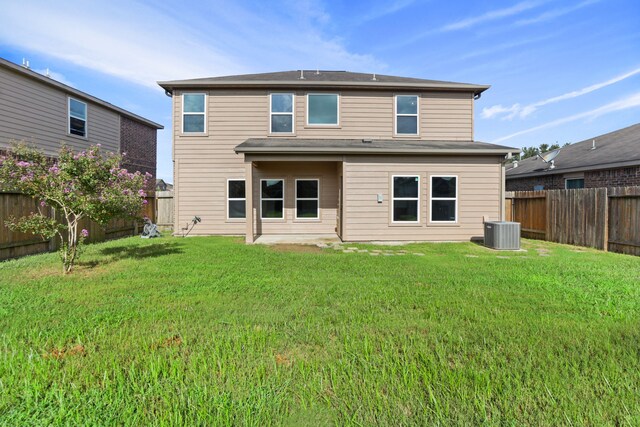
[441,1,542,31]
[0,1,383,90]
[514,0,600,26]
[33,68,74,87]
[356,0,418,23]
[482,65,640,120]
[492,92,640,143]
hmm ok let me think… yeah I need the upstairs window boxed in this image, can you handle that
[431,176,457,223]
[307,94,338,125]
[395,95,419,135]
[227,180,246,219]
[392,176,419,222]
[68,98,87,137]
[182,93,206,133]
[270,93,294,133]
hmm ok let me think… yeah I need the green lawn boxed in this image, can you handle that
[1,236,639,425]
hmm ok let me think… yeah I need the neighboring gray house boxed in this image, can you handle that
[0,57,163,180]
[506,123,640,191]
[155,179,174,191]
[158,70,518,243]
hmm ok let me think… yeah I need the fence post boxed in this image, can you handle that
[603,187,609,252]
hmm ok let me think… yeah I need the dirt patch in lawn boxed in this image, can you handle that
[43,344,86,359]
[269,244,324,253]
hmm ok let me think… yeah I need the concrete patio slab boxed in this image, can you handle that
[254,234,342,245]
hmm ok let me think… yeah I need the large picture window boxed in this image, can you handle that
[296,179,319,219]
[270,93,294,133]
[395,95,419,135]
[307,94,338,125]
[182,93,206,133]
[261,179,284,219]
[68,98,87,137]
[430,176,457,223]
[392,175,419,222]
[227,179,246,219]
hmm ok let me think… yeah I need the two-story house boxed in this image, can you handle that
[0,57,163,181]
[158,70,517,243]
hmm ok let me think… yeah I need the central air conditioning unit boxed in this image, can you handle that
[484,221,521,250]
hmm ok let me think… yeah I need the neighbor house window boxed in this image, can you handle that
[307,94,338,125]
[430,176,457,223]
[227,179,246,219]
[182,93,206,133]
[270,93,294,133]
[68,98,87,137]
[565,178,584,189]
[392,176,419,222]
[395,95,418,135]
[261,179,284,219]
[296,179,319,219]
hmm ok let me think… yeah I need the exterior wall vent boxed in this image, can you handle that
[484,221,520,250]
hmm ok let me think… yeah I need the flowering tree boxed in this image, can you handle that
[0,143,150,273]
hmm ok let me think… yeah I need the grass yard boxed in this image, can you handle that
[0,236,639,425]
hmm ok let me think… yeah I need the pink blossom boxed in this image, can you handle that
[40,201,46,207]
[138,189,146,197]
[16,161,31,167]
[81,229,89,238]
[143,199,148,205]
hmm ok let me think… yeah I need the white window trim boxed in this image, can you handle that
[429,175,458,224]
[565,178,585,189]
[227,178,246,220]
[260,178,285,220]
[270,93,295,134]
[394,94,419,136]
[295,178,320,220]
[306,93,339,126]
[182,92,207,134]
[68,97,88,139]
[391,175,420,223]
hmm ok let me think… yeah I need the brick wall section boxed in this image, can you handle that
[506,174,565,191]
[506,165,640,191]
[120,116,157,187]
[585,166,640,188]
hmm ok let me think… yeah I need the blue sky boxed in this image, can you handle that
[1,0,639,181]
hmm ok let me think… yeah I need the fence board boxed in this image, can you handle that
[0,192,155,261]
[505,186,640,256]
[156,190,174,231]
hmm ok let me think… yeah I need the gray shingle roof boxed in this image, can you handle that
[235,139,517,155]
[0,57,163,129]
[506,123,640,179]
[158,70,489,94]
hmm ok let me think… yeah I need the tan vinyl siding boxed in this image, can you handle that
[342,155,502,241]
[0,67,120,155]
[173,88,479,237]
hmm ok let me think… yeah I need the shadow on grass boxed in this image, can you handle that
[79,240,185,269]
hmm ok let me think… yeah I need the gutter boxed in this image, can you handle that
[158,80,491,96]
[235,146,517,156]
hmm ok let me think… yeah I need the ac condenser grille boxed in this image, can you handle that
[484,221,520,250]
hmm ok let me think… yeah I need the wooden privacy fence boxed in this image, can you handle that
[155,190,174,231]
[505,186,640,256]
[0,192,155,261]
